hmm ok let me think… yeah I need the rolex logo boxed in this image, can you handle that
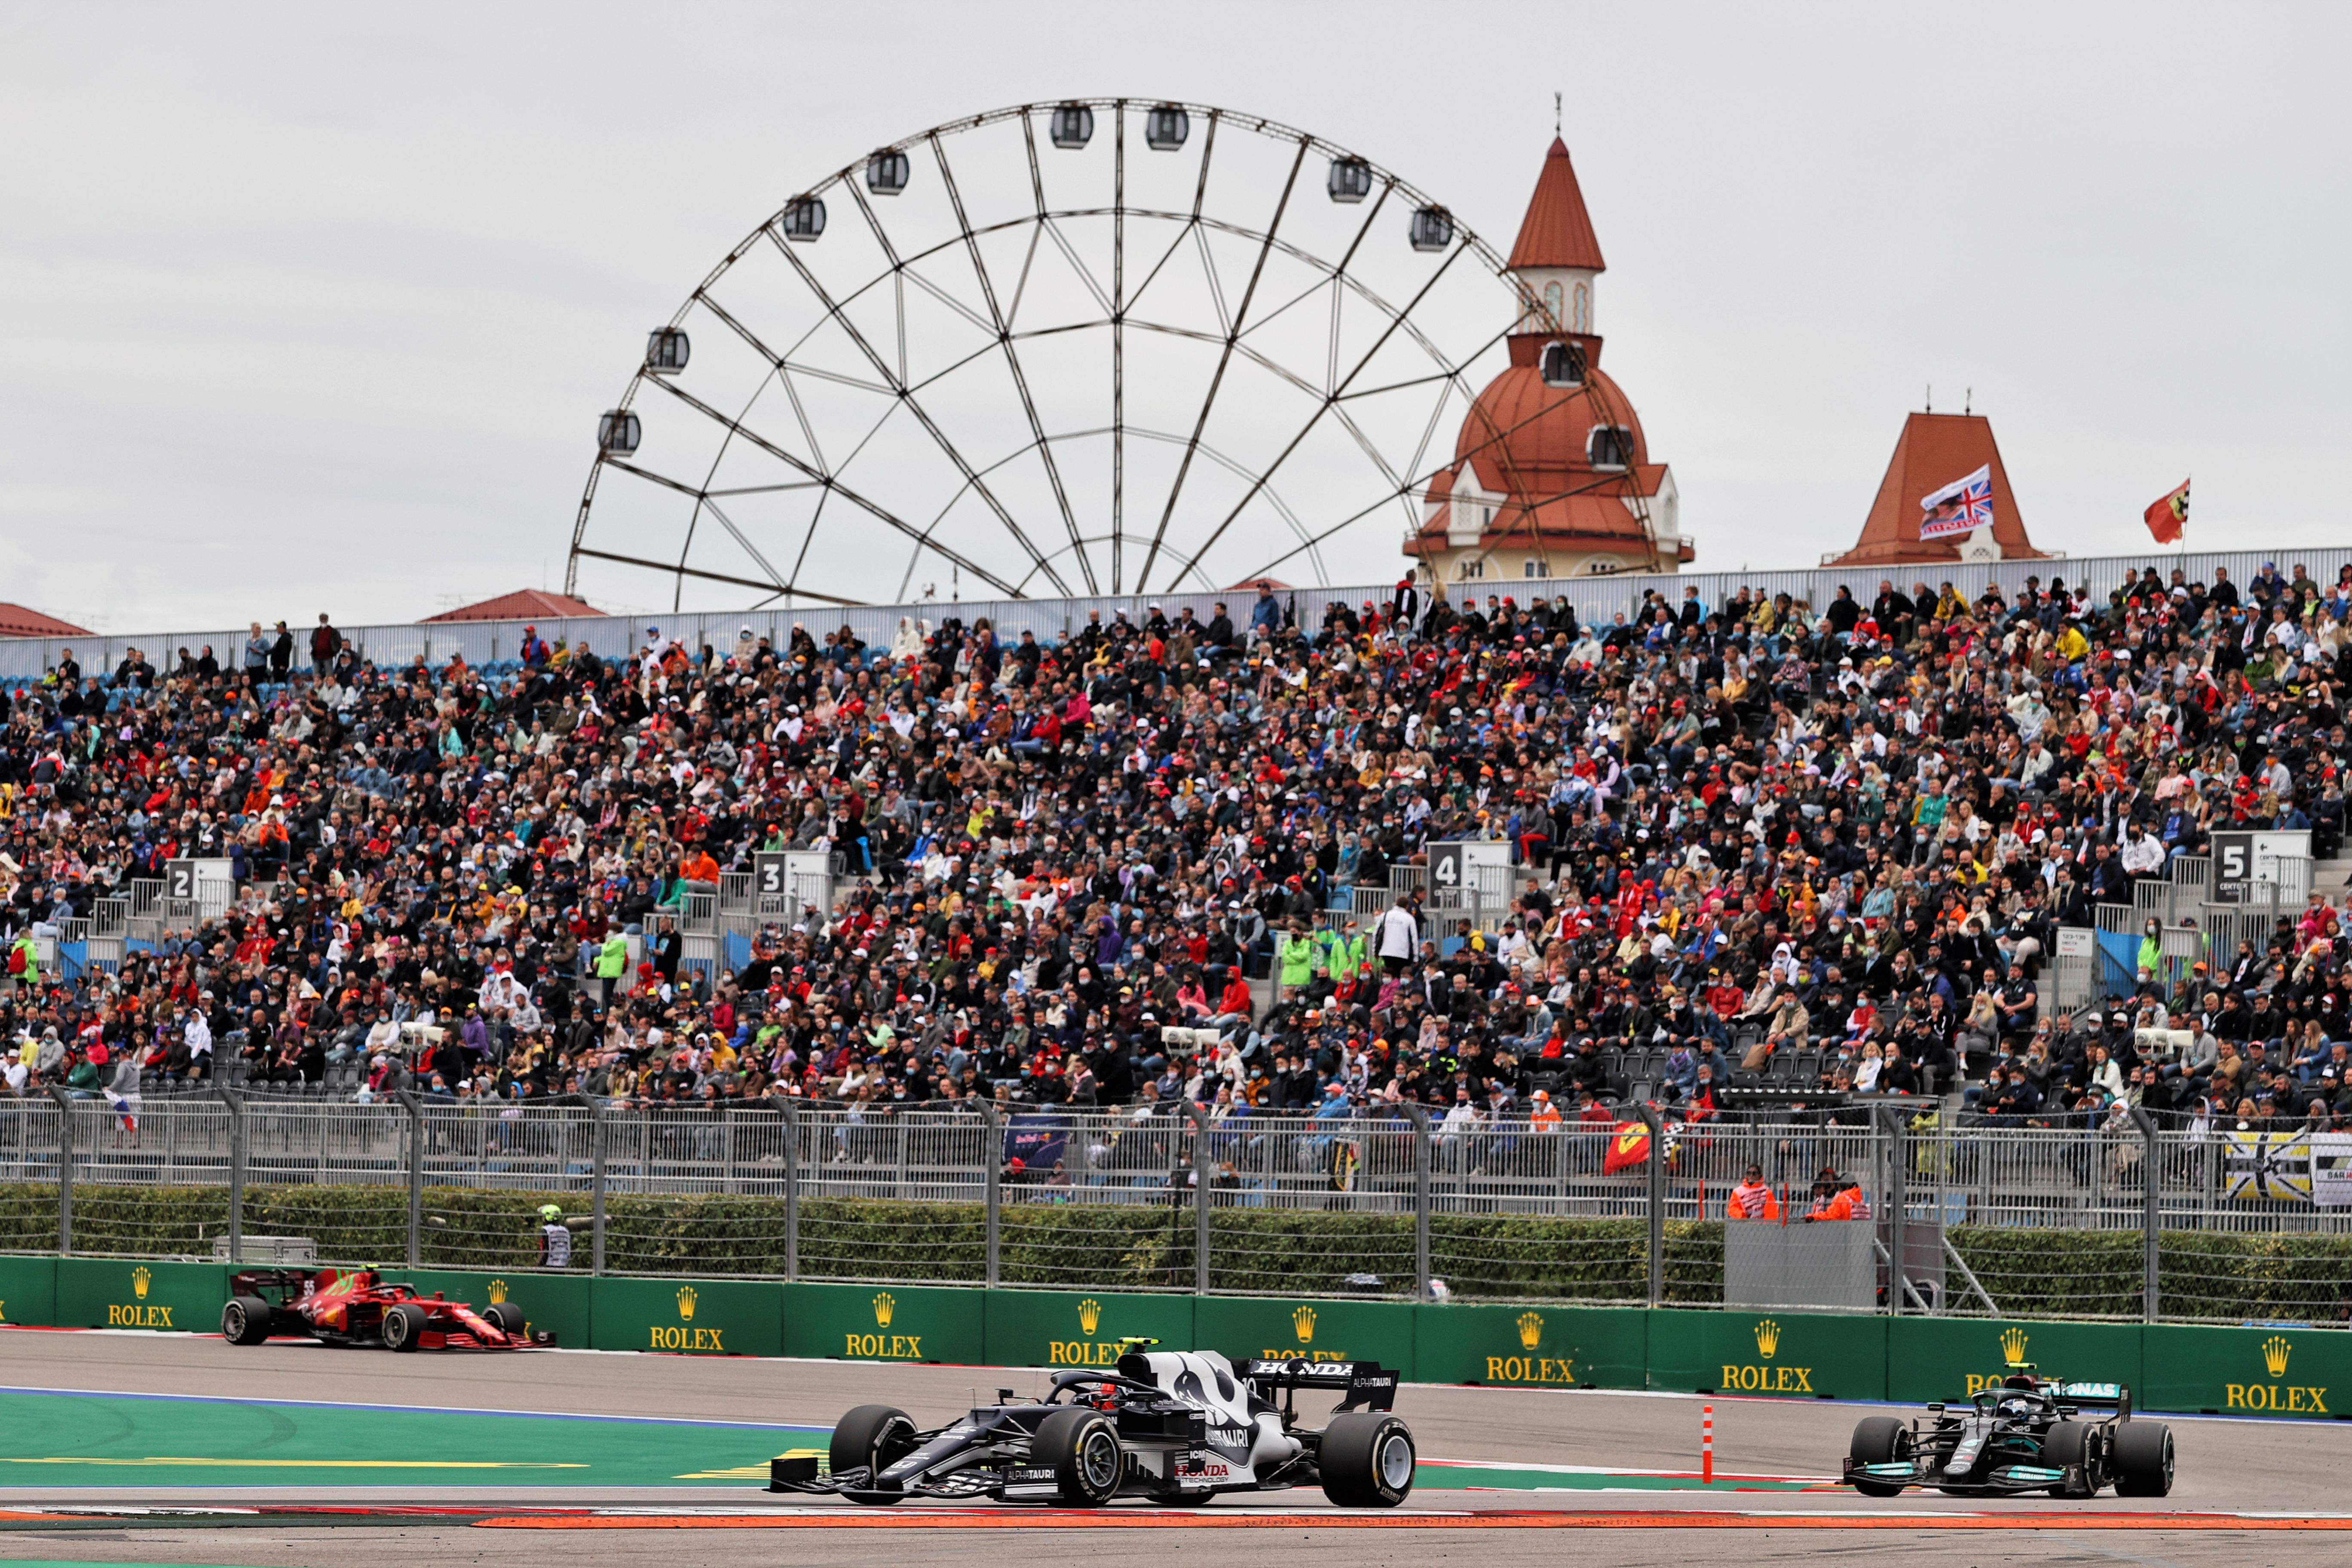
[132,1266,152,1301]
[1753,1318,1780,1358]
[676,1286,698,1321]
[1078,1298,1102,1335]
[1516,1311,1544,1351]
[2000,1327,2029,1366]
[873,1291,896,1329]
[488,1279,509,1305]
[1292,1305,1316,1344]
[2263,1335,2292,1379]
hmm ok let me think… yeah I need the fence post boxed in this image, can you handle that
[212,1086,243,1263]
[2131,1106,2160,1323]
[395,1090,423,1268]
[587,1097,608,1277]
[1405,1104,1431,1302]
[1638,1102,1666,1306]
[781,1098,799,1283]
[1188,1102,1211,1295]
[46,1087,73,1256]
[979,1098,1001,1288]
[1877,1102,1908,1315]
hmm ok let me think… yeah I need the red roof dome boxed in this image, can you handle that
[1453,341,1647,495]
[1407,136,1680,566]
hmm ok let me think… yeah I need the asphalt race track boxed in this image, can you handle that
[2,1325,2349,1567]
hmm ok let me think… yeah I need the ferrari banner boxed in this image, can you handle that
[2223,1130,2313,1204]
[1602,1119,1680,1173]
[1602,1121,1650,1173]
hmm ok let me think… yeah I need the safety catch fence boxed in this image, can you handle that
[3,1094,2350,1322]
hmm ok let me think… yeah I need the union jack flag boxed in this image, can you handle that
[1918,464,1994,539]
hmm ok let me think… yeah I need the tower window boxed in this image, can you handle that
[1544,282,1564,329]
[1588,426,1632,469]
[1572,282,1590,332]
[1540,341,1586,388]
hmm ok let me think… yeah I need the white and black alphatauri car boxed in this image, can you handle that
[1845,1372,2174,1498]
[770,1348,1415,1507]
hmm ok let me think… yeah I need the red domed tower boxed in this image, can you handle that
[1409,138,1686,585]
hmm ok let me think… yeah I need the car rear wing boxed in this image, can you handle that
[1238,1358,1399,1412]
[229,1267,322,1301]
[2049,1380,2132,1413]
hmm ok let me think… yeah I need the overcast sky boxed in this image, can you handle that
[3,2,2345,632]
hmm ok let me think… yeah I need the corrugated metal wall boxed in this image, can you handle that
[3,543,2341,683]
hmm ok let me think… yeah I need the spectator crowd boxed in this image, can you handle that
[6,560,2352,1148]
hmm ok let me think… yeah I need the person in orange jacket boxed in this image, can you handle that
[1727,1162,1779,1219]
[1803,1166,1870,1221]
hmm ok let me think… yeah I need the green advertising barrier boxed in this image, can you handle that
[384,1268,594,1351]
[782,1282,987,1365]
[1645,1307,1886,1400]
[1191,1294,1418,1372]
[589,1276,783,1357]
[55,1257,227,1334]
[1414,1303,1647,1389]
[983,1289,1198,1370]
[2141,1323,2352,1418]
[1886,1317,2143,1405]
[0,1255,57,1328]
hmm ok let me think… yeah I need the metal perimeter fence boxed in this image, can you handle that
[1,1093,2348,1323]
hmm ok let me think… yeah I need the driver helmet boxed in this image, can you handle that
[538,1204,563,1223]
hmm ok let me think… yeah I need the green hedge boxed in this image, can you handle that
[5,1184,2345,1319]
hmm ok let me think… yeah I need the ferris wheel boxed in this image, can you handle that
[567,99,1532,609]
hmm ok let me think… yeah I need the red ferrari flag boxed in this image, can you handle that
[1603,1121,1651,1173]
[2144,478,2189,545]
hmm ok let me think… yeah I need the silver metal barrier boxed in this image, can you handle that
[5,1097,2351,1315]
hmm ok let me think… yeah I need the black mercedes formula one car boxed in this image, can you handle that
[1845,1372,2174,1498]
[770,1348,1415,1507]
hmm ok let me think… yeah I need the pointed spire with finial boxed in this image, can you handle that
[1507,137,1605,273]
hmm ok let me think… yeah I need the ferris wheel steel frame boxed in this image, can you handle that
[566,98,1647,610]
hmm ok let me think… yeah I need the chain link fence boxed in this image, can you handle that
[6,1093,2352,1321]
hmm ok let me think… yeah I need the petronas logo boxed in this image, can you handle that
[1753,1318,1780,1358]
[2001,1327,2029,1366]
[1078,1298,1102,1334]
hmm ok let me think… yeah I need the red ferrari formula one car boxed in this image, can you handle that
[221,1267,553,1352]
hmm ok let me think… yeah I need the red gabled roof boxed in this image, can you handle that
[421,588,603,624]
[0,603,91,639]
[1827,412,2048,567]
[1507,138,1605,273]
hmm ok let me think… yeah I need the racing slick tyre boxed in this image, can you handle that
[381,1302,427,1352]
[2111,1421,2175,1497]
[1034,1406,1124,1507]
[1319,1412,1416,1508]
[1848,1415,1912,1497]
[221,1296,274,1346]
[829,1405,918,1505]
[481,1302,525,1339]
[2042,1421,2093,1497]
